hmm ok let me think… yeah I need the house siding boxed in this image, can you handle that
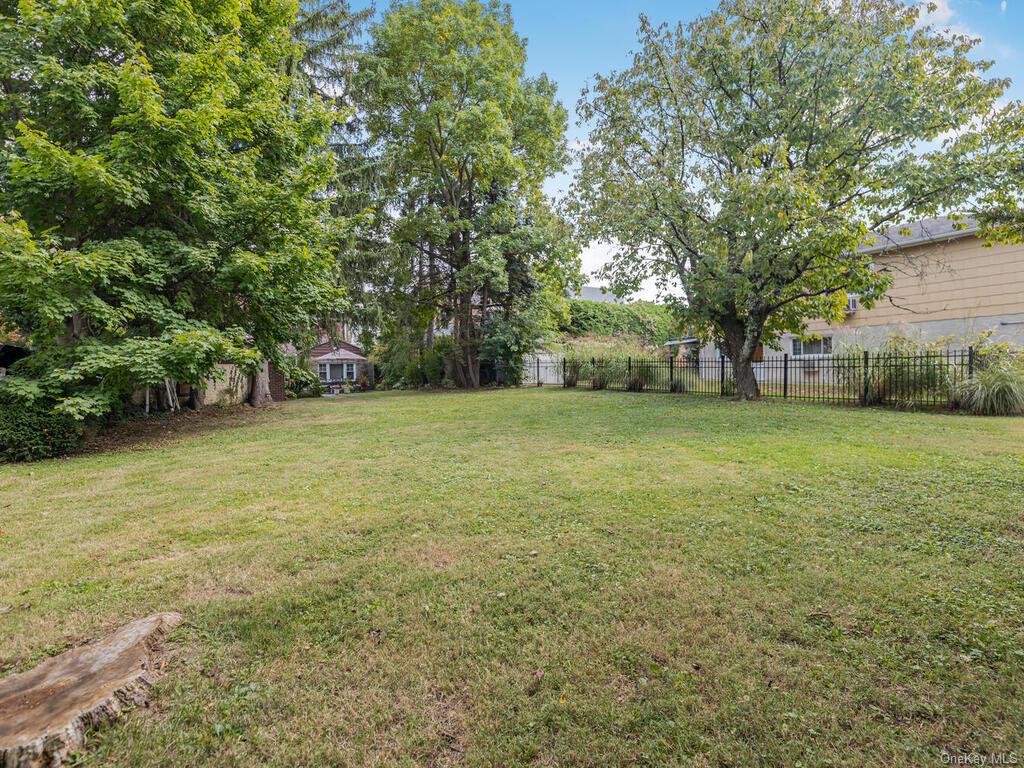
[804,235,1024,346]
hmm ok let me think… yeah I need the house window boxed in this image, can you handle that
[792,336,832,356]
[321,361,359,381]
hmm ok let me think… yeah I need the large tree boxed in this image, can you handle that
[358,0,576,388]
[570,0,1013,399]
[0,0,343,416]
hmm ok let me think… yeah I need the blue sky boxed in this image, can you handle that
[353,0,1024,294]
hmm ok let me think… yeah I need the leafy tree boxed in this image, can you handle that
[289,0,373,102]
[289,0,382,356]
[570,0,1012,399]
[358,0,578,388]
[0,0,343,417]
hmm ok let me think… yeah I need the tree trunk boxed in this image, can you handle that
[453,289,480,389]
[426,246,436,351]
[155,383,170,411]
[248,361,273,406]
[189,387,205,411]
[732,354,759,400]
[721,326,761,400]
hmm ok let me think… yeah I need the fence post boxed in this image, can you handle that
[720,355,726,396]
[669,355,674,391]
[783,353,789,399]
[861,349,870,407]
[968,346,975,379]
[562,357,567,387]
[536,356,541,387]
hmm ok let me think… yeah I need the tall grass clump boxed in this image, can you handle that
[955,363,1024,415]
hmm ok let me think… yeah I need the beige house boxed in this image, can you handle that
[795,217,1024,355]
[686,217,1024,363]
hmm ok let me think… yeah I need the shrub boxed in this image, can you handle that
[421,349,445,386]
[0,397,83,462]
[375,335,455,388]
[286,365,322,398]
[834,338,952,407]
[627,359,657,392]
[564,359,582,388]
[955,363,1024,416]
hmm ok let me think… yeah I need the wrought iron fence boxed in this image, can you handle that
[523,349,980,410]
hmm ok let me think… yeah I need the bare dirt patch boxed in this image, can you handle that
[406,543,460,572]
[426,687,466,767]
[79,405,280,456]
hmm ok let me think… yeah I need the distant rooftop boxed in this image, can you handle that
[572,285,622,304]
[313,345,367,363]
[859,216,979,255]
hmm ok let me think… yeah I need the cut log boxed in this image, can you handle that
[0,612,182,768]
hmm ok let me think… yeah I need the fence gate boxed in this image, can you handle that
[522,354,565,386]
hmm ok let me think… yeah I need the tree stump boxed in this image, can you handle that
[0,612,182,768]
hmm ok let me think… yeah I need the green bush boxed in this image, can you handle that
[561,300,678,345]
[955,363,1024,416]
[0,398,83,462]
[286,365,322,398]
[375,335,454,388]
[627,359,657,392]
[421,349,445,386]
[834,338,952,407]
[589,358,630,390]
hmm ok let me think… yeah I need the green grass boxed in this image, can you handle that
[2,390,1023,766]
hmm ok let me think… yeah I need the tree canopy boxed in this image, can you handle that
[570,0,1016,398]
[355,0,579,387]
[0,0,343,417]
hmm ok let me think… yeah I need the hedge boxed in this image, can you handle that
[560,299,677,345]
[0,397,83,462]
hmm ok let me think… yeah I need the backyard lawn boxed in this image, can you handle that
[1,389,1023,766]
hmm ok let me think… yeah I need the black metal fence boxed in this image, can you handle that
[523,349,981,410]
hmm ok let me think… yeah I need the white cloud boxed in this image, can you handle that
[1001,0,1007,13]
[578,241,615,283]
[577,241,663,302]
[917,0,955,25]
[915,1,980,42]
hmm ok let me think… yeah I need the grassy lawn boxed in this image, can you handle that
[2,390,1023,766]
